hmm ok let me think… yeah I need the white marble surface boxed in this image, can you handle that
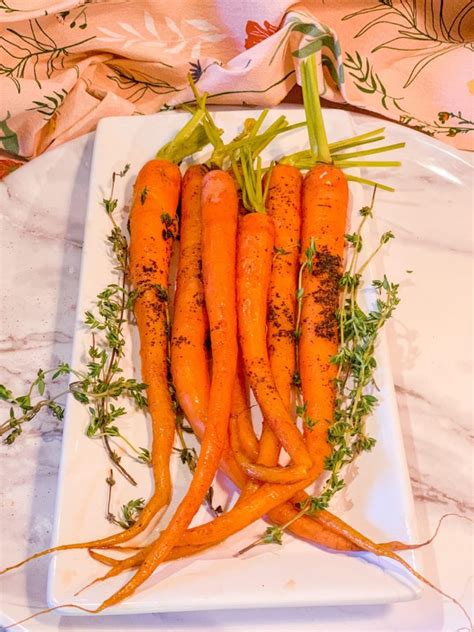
[0,112,472,631]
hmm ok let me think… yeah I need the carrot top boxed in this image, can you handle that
[301,53,331,164]
[228,110,293,213]
[276,53,405,192]
[155,106,209,165]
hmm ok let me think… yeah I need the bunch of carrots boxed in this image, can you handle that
[2,55,470,628]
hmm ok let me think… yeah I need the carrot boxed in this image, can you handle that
[132,147,342,554]
[123,158,181,535]
[171,164,209,438]
[236,212,312,484]
[91,169,239,612]
[299,163,348,469]
[88,541,210,569]
[266,164,302,417]
[166,164,252,498]
[219,358,258,508]
[228,368,260,495]
[236,163,303,497]
[170,165,245,489]
[257,164,303,470]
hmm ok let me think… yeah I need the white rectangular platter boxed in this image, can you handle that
[48,107,421,615]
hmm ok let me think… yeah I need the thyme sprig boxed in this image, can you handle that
[0,365,74,443]
[239,191,400,553]
[0,165,150,484]
[105,470,145,529]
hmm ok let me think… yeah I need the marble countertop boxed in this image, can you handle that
[0,112,472,632]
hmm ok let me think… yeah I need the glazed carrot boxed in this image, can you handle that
[123,158,181,536]
[141,164,345,544]
[236,212,311,484]
[92,169,239,612]
[299,163,348,470]
[89,541,210,568]
[228,353,259,496]
[234,165,303,500]
[228,360,260,507]
[170,165,245,488]
[266,164,302,417]
[257,164,303,470]
[229,368,258,467]
[171,165,209,436]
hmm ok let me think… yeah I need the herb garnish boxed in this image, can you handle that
[161,212,177,241]
[105,469,145,529]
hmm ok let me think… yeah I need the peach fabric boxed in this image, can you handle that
[0,1,472,158]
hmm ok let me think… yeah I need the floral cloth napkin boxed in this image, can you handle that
[0,0,472,163]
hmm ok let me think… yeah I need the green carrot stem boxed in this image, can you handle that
[332,142,405,161]
[283,156,402,170]
[280,131,392,168]
[345,174,395,192]
[329,135,386,153]
[335,160,402,168]
[328,128,386,152]
[251,115,288,158]
[302,54,331,163]
[301,60,318,159]
[155,107,208,164]
[222,121,305,158]
[250,109,270,138]
[187,73,227,166]
[279,149,309,165]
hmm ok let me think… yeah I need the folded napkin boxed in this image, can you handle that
[0,0,472,159]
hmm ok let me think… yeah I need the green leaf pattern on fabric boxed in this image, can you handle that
[343,1,473,88]
[0,111,19,153]
[0,3,471,159]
